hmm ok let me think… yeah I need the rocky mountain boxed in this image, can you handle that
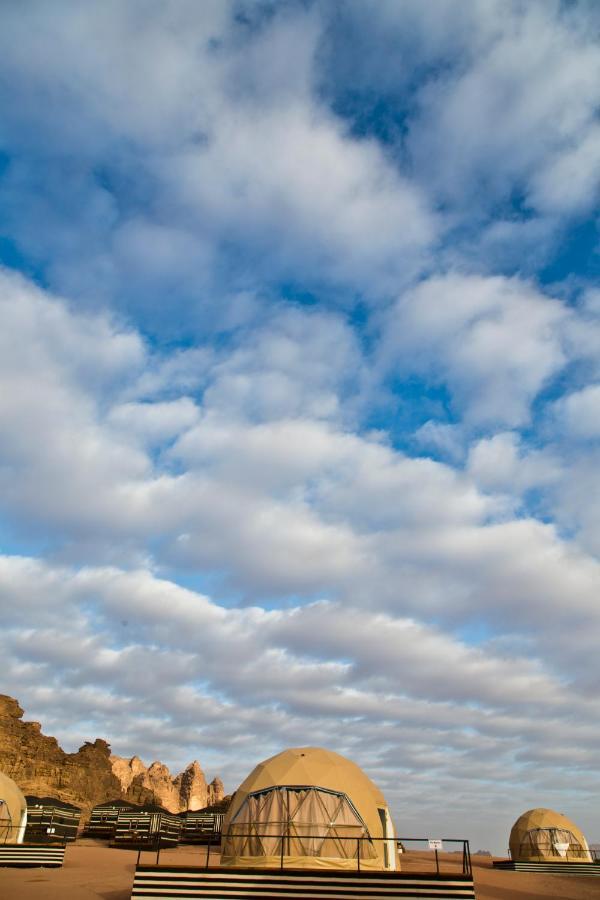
[110,754,224,812]
[0,694,224,819]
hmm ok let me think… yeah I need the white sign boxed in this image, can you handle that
[428,839,443,851]
[553,842,569,857]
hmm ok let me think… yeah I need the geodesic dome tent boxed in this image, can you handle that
[221,747,398,870]
[509,808,592,863]
[0,772,27,845]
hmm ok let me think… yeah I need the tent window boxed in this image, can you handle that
[520,828,587,859]
[223,786,376,860]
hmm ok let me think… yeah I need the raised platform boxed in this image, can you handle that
[0,843,66,867]
[493,859,600,876]
[131,865,476,899]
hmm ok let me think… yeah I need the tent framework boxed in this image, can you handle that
[0,799,14,844]
[519,827,590,861]
[223,786,376,862]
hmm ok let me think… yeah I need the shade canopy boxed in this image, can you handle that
[509,808,592,862]
[221,747,397,870]
[0,771,27,845]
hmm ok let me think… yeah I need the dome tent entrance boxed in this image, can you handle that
[221,747,397,870]
[226,785,377,861]
[509,808,592,863]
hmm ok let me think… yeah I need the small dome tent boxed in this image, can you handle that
[0,772,27,844]
[221,747,397,870]
[509,808,592,863]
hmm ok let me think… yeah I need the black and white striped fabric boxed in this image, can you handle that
[25,796,81,842]
[131,866,476,899]
[494,859,600,876]
[0,844,65,867]
[182,812,225,843]
[87,800,140,838]
[114,808,182,847]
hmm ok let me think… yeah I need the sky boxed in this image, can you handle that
[0,0,599,855]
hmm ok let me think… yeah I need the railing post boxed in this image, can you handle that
[434,847,439,874]
[357,837,360,871]
[206,833,212,869]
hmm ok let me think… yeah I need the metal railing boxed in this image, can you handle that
[217,830,472,876]
[1,823,65,846]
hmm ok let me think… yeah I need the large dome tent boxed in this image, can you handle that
[0,771,27,844]
[509,808,592,863]
[221,747,398,870]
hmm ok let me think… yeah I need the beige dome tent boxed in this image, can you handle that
[509,808,592,863]
[221,747,398,871]
[0,772,27,844]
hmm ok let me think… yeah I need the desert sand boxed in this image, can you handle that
[0,843,598,900]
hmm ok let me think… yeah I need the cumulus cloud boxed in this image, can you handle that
[382,274,568,427]
[467,432,561,495]
[406,1,600,217]
[553,384,600,441]
[0,0,435,322]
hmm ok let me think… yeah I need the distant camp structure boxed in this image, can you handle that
[25,796,81,842]
[221,747,398,870]
[86,799,140,839]
[113,803,182,848]
[509,808,592,863]
[0,772,27,845]
[180,810,225,844]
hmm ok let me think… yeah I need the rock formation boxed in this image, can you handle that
[0,694,224,820]
[0,695,124,819]
[110,755,225,813]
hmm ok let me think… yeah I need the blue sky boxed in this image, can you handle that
[0,0,599,853]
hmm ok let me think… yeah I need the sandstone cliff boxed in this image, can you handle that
[0,695,124,818]
[110,755,225,813]
[0,695,224,819]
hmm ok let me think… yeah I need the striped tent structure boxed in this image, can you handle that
[87,799,141,839]
[113,803,182,848]
[25,796,81,842]
[180,810,225,844]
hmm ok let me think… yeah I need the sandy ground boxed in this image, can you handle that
[0,843,598,900]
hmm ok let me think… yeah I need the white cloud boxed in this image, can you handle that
[553,384,600,440]
[108,398,200,446]
[0,1,435,314]
[467,432,561,495]
[383,273,567,427]
[407,1,600,217]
